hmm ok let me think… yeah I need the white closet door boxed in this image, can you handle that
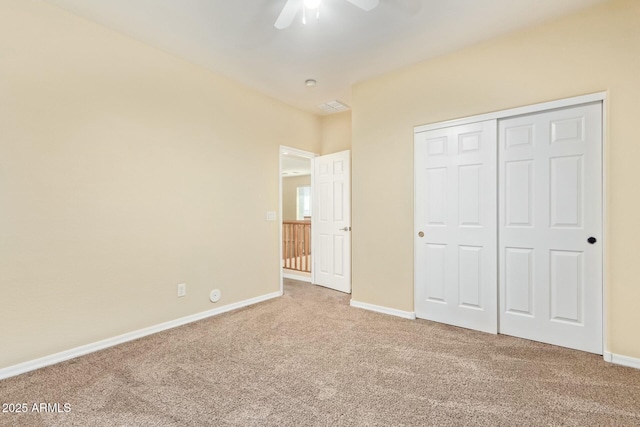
[499,103,602,354]
[415,121,497,333]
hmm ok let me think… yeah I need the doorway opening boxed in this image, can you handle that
[279,146,317,290]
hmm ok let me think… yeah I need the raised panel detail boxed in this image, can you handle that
[319,182,330,222]
[459,164,481,226]
[550,250,583,324]
[505,248,534,316]
[550,156,583,228]
[333,181,344,222]
[505,125,534,150]
[319,234,330,274]
[552,117,585,144]
[426,168,446,225]
[427,137,447,156]
[333,160,344,174]
[459,132,481,153]
[333,235,344,277]
[505,161,533,227]
[425,244,446,303]
[459,246,482,309]
[319,163,330,176]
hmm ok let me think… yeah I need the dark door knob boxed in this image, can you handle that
[588,237,597,244]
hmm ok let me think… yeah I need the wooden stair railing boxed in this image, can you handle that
[282,220,311,272]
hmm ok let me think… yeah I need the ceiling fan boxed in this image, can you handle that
[275,0,380,29]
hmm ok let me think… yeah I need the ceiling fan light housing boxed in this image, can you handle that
[276,0,377,30]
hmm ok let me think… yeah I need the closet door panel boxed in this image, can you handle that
[498,103,602,354]
[415,120,498,334]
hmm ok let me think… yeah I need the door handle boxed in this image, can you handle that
[339,227,351,231]
[588,237,597,244]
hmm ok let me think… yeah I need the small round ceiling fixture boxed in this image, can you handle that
[305,79,317,87]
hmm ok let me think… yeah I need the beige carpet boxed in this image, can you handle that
[1,279,640,426]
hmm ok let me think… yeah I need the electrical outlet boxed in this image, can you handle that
[177,283,186,297]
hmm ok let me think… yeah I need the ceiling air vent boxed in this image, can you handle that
[317,100,350,113]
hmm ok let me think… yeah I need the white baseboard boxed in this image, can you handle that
[603,351,640,370]
[0,290,282,381]
[283,272,312,283]
[350,299,416,320]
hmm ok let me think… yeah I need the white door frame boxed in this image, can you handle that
[414,91,608,358]
[279,146,318,294]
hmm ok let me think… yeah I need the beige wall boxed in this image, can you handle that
[352,0,640,359]
[282,175,311,221]
[320,111,352,154]
[0,0,320,368]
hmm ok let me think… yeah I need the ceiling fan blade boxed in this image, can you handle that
[344,0,379,11]
[275,0,303,29]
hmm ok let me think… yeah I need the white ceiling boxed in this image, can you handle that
[44,0,607,114]
[282,154,312,177]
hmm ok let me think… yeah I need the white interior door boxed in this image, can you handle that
[499,103,602,354]
[313,150,351,293]
[414,121,498,333]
